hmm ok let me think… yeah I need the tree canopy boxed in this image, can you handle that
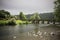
[30,12,41,21]
[19,12,27,20]
[54,0,60,22]
[0,10,11,19]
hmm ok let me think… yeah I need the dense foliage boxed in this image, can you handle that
[0,10,11,20]
[19,12,27,21]
[54,0,60,22]
[30,12,41,21]
[0,20,16,26]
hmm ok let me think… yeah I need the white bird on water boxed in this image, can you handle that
[13,36,16,39]
[37,31,43,36]
[50,32,55,36]
[33,34,38,37]
[37,31,41,34]
[44,32,47,35]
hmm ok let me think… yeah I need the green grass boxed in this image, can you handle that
[0,20,8,25]
[16,20,23,24]
[16,20,31,25]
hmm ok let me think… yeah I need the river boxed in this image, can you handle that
[0,24,60,40]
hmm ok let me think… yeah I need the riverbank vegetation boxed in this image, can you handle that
[0,20,16,26]
[0,20,31,26]
[0,9,60,25]
[54,0,60,24]
[0,10,32,25]
[0,10,41,25]
[16,20,31,25]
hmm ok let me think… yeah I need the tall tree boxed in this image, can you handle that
[0,10,11,19]
[54,0,60,22]
[19,12,27,20]
[30,12,41,21]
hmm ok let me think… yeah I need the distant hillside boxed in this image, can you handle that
[39,13,54,20]
[26,13,54,20]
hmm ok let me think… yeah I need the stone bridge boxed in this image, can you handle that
[30,19,56,24]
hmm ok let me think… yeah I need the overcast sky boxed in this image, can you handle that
[0,0,55,15]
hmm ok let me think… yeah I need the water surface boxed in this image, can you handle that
[0,24,60,40]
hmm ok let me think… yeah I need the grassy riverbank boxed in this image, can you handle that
[0,20,16,25]
[16,20,31,25]
[0,20,31,25]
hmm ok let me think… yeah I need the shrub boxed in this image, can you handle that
[7,19,16,25]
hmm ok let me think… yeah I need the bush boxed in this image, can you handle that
[7,19,16,25]
[0,18,16,26]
